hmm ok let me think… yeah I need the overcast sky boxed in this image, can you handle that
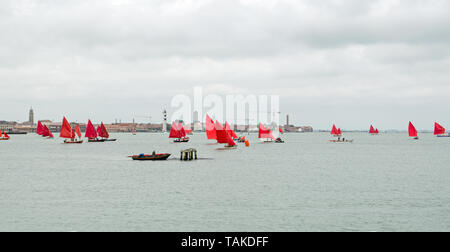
[1,0,450,130]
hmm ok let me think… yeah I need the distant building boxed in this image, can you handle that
[193,110,199,123]
[29,107,34,125]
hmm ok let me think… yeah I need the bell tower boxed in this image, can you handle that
[29,107,34,125]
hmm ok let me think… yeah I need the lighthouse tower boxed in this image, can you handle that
[162,110,167,133]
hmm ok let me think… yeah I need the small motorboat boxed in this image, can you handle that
[130,153,171,161]
[174,137,190,143]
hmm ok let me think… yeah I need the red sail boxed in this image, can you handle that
[258,123,275,140]
[184,126,193,134]
[409,122,418,137]
[42,125,50,137]
[205,114,217,140]
[369,125,376,134]
[75,125,82,139]
[85,120,97,138]
[60,117,73,139]
[4,133,9,138]
[226,131,236,147]
[178,122,186,137]
[434,122,446,135]
[331,124,339,135]
[375,129,379,134]
[215,121,228,144]
[71,130,76,139]
[100,123,109,139]
[225,122,238,139]
[37,121,44,135]
[279,127,284,133]
[169,122,179,138]
[337,128,342,135]
[48,129,54,138]
[97,126,103,138]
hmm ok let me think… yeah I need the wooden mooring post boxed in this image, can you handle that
[180,148,198,161]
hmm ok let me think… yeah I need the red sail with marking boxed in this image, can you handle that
[60,117,73,139]
[409,122,418,137]
[258,123,275,140]
[100,123,109,139]
[215,121,228,144]
[331,125,339,135]
[85,120,97,138]
[75,125,82,139]
[369,125,376,134]
[37,121,44,135]
[434,122,446,135]
[205,115,217,140]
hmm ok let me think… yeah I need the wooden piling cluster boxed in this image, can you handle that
[180,148,198,161]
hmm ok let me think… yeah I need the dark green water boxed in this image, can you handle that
[1,133,449,231]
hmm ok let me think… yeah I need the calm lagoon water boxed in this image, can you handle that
[1,132,450,231]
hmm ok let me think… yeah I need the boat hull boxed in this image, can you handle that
[63,140,83,144]
[0,138,10,141]
[88,139,106,142]
[104,139,117,142]
[131,154,171,161]
[437,135,450,138]
[329,140,354,143]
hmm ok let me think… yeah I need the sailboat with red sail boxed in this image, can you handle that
[99,122,117,142]
[331,124,340,137]
[36,121,45,136]
[435,122,450,137]
[0,129,10,141]
[215,121,236,148]
[60,117,83,144]
[86,120,104,142]
[169,122,189,142]
[42,125,54,138]
[409,121,419,140]
[330,125,353,143]
[258,123,275,142]
[369,125,379,135]
[225,122,239,140]
[205,114,217,140]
